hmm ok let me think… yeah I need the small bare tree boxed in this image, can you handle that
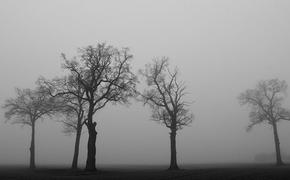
[3,87,57,169]
[238,79,290,166]
[139,57,193,170]
[38,75,87,170]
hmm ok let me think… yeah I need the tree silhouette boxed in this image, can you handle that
[38,75,87,170]
[61,43,137,171]
[139,57,193,170]
[3,87,57,169]
[238,79,290,166]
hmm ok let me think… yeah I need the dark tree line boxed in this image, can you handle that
[3,42,290,171]
[4,43,191,171]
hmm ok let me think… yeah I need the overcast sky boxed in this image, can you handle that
[1,0,290,167]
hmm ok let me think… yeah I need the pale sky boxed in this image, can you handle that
[1,0,290,167]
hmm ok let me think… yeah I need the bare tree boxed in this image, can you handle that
[60,43,137,171]
[38,75,87,170]
[238,79,290,166]
[139,57,193,170]
[3,87,57,169]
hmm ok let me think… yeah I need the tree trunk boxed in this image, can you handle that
[30,121,36,169]
[85,123,97,171]
[169,129,179,170]
[272,122,284,166]
[85,105,97,171]
[71,126,82,170]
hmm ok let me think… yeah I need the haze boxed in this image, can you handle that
[1,0,290,167]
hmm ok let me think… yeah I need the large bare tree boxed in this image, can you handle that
[61,43,137,171]
[3,87,57,169]
[139,57,193,170]
[238,79,290,166]
[38,75,87,170]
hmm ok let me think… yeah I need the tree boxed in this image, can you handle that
[3,87,57,169]
[38,75,87,170]
[139,57,193,170]
[61,43,137,171]
[238,79,290,166]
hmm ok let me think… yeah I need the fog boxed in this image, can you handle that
[1,0,290,167]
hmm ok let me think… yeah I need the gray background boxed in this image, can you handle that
[1,0,290,167]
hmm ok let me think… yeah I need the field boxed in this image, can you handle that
[0,164,290,180]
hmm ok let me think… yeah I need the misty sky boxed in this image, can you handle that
[1,0,290,167]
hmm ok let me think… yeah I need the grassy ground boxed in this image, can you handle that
[0,164,290,180]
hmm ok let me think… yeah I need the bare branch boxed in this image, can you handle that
[2,87,59,126]
[238,79,290,130]
[140,57,194,131]
[60,43,137,127]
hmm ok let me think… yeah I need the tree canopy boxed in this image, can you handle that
[140,57,193,130]
[3,87,58,126]
[238,79,290,131]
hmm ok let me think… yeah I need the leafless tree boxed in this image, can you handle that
[38,75,87,170]
[60,43,137,171]
[3,87,58,169]
[139,57,193,170]
[238,79,290,166]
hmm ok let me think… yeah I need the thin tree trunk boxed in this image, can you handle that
[71,126,82,170]
[30,121,36,169]
[272,122,284,166]
[169,129,179,170]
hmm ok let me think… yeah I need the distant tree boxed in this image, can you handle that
[139,57,194,170]
[38,75,87,170]
[3,87,57,169]
[60,43,137,171]
[238,79,290,166]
